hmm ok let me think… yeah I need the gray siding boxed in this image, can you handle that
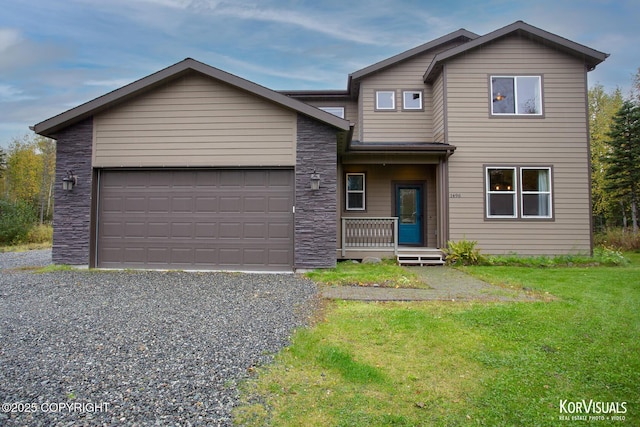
[358,40,465,143]
[339,164,438,248]
[93,72,297,167]
[303,99,359,141]
[433,72,446,143]
[52,119,93,265]
[295,115,337,269]
[444,34,592,254]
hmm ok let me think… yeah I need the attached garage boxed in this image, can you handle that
[97,169,294,271]
[33,58,347,270]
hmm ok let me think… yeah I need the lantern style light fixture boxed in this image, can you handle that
[310,171,321,191]
[62,170,77,191]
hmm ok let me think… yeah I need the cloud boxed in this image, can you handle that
[0,84,36,102]
[84,78,138,88]
[183,0,422,47]
[0,28,21,51]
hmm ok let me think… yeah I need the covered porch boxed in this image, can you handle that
[336,143,454,264]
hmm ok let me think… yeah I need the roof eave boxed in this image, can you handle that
[34,58,350,137]
[424,20,609,83]
[349,29,479,83]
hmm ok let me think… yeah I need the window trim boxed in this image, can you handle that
[345,173,366,211]
[520,167,552,219]
[486,167,517,219]
[402,90,423,111]
[490,75,543,116]
[375,90,396,111]
[318,106,345,118]
[484,165,554,220]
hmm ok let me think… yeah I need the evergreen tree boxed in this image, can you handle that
[604,100,640,232]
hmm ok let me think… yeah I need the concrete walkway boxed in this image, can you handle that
[320,266,540,302]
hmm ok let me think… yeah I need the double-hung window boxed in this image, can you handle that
[521,168,552,218]
[486,166,552,219]
[491,76,542,115]
[346,173,365,210]
[486,168,517,218]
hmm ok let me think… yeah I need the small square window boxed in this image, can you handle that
[375,91,395,110]
[346,173,365,210]
[403,91,423,110]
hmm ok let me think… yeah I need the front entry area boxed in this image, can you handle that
[396,184,424,246]
[96,168,294,271]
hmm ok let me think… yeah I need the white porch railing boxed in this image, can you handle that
[341,217,398,257]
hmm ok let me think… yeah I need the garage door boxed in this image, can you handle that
[97,169,294,271]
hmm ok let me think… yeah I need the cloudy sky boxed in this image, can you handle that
[1,0,638,147]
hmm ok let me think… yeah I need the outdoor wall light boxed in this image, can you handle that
[310,171,321,191]
[62,170,77,191]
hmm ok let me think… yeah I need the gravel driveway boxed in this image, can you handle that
[0,250,318,426]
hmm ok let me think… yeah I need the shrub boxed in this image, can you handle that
[444,239,484,266]
[26,224,53,244]
[594,228,640,251]
[0,199,38,245]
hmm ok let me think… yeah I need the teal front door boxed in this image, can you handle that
[396,185,423,245]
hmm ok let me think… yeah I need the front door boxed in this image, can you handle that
[396,185,423,245]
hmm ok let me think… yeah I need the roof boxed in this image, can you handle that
[424,21,609,83]
[33,58,351,138]
[349,29,479,81]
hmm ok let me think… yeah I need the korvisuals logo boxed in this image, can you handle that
[559,399,627,414]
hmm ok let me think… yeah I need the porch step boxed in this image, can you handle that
[397,248,446,266]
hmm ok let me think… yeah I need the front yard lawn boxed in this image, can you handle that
[305,259,428,289]
[235,253,640,426]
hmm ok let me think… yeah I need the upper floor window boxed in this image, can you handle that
[319,106,345,118]
[491,76,542,115]
[346,173,366,210]
[403,90,423,110]
[375,91,395,110]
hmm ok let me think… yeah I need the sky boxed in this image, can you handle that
[1,0,638,148]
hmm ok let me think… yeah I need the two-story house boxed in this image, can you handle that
[33,21,608,271]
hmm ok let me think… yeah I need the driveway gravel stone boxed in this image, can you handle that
[0,251,318,426]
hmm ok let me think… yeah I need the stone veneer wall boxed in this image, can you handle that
[295,115,338,269]
[52,118,93,265]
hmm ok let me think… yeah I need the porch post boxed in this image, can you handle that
[393,217,398,255]
[341,217,346,257]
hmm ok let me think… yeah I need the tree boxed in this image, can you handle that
[589,84,623,230]
[604,100,640,233]
[3,134,56,223]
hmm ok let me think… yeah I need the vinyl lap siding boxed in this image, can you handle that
[359,41,465,143]
[445,35,591,254]
[93,73,296,167]
[433,72,445,143]
[340,164,438,248]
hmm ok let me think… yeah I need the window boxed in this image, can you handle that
[375,91,395,110]
[491,76,542,115]
[521,168,551,218]
[403,90,423,110]
[486,166,552,219]
[319,106,345,118]
[486,168,517,218]
[346,173,365,210]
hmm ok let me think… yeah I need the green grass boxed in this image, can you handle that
[0,242,52,253]
[305,259,428,289]
[235,253,640,426]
